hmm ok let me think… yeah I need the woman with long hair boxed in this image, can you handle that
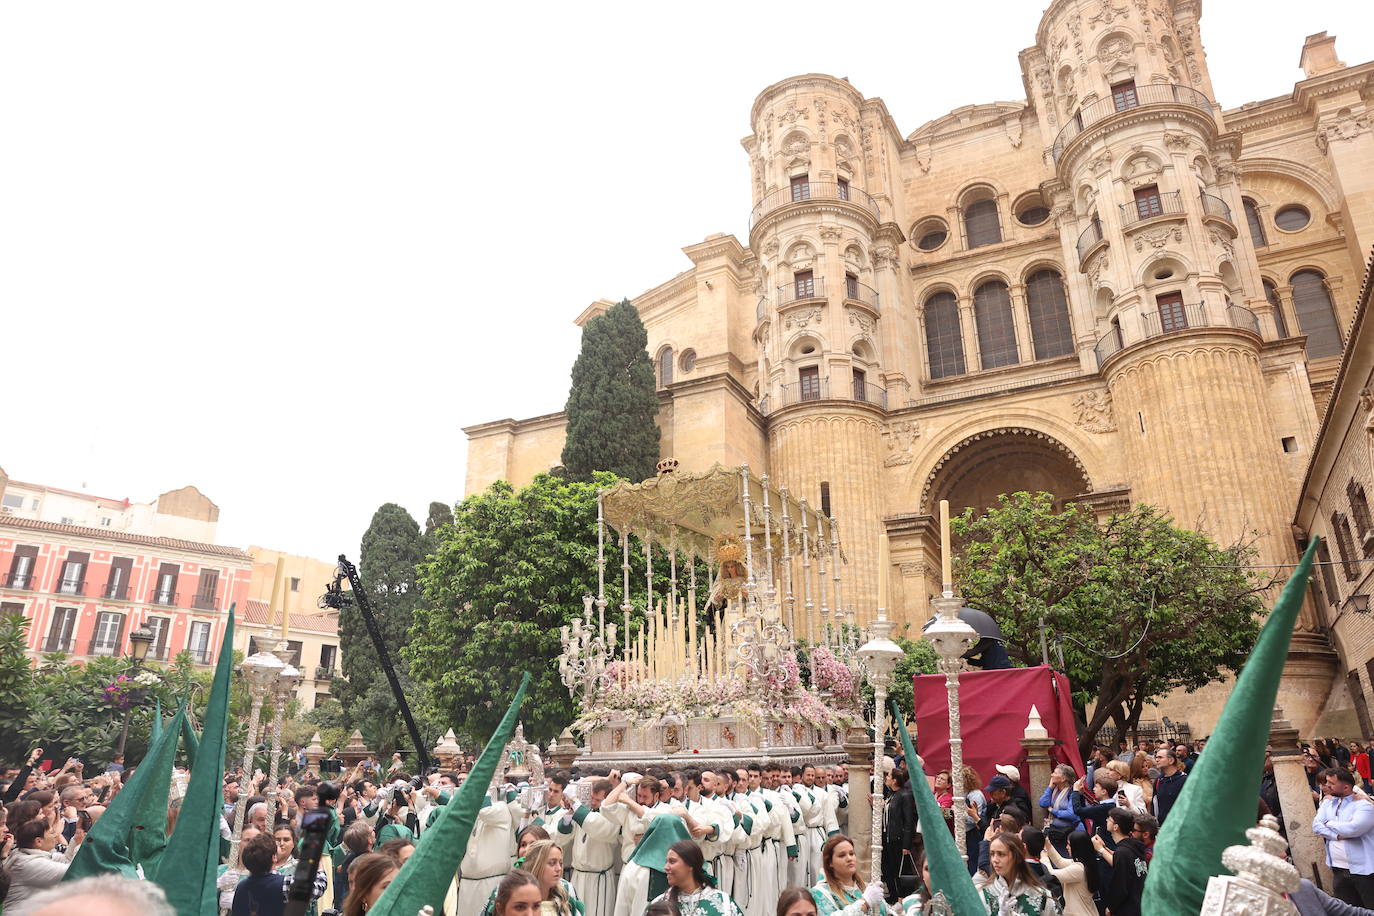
[1128,753,1154,809]
[1040,829,1097,916]
[648,839,742,916]
[975,832,1059,914]
[2,816,83,916]
[522,839,583,916]
[809,834,888,916]
[1101,761,1146,814]
[777,887,819,916]
[341,852,398,916]
[514,824,550,868]
[490,870,542,916]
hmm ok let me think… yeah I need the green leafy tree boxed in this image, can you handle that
[338,503,425,746]
[0,612,34,753]
[953,492,1269,759]
[560,299,660,482]
[423,501,454,556]
[409,472,622,743]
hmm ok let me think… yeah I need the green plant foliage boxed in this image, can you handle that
[953,492,1268,758]
[560,299,660,482]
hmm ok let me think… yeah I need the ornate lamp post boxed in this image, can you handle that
[858,609,903,884]
[264,642,303,810]
[228,643,285,869]
[115,625,155,757]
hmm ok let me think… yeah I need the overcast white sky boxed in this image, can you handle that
[1,1,1369,563]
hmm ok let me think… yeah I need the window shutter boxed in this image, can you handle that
[1133,185,1162,220]
[798,366,821,400]
[964,200,1002,248]
[112,613,127,657]
[1243,199,1267,248]
[87,614,102,655]
[974,281,1019,369]
[1156,292,1188,332]
[1111,81,1139,111]
[1290,271,1343,358]
[923,292,966,379]
[1026,270,1074,360]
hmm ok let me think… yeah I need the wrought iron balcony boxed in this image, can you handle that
[104,584,130,600]
[1120,191,1184,225]
[41,637,74,653]
[750,182,879,228]
[842,278,880,312]
[761,376,889,414]
[778,276,826,306]
[1076,220,1105,261]
[4,571,35,590]
[316,666,335,681]
[149,590,179,607]
[1051,84,1213,162]
[1199,192,1233,223]
[1094,302,1260,369]
[55,578,86,597]
[1141,301,1208,337]
[192,593,218,611]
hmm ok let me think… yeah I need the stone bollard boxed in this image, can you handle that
[1269,706,1332,889]
[844,724,875,876]
[1019,704,1055,815]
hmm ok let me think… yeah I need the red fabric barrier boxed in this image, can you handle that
[911,665,1085,787]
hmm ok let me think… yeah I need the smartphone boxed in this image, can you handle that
[38,760,53,772]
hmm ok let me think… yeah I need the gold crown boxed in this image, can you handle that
[656,457,680,475]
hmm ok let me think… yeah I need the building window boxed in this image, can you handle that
[1350,481,1373,555]
[790,175,810,202]
[89,611,125,656]
[819,482,831,517]
[105,557,133,600]
[974,280,1019,370]
[1132,184,1163,221]
[6,546,37,590]
[1263,280,1289,338]
[44,607,78,653]
[1111,80,1139,111]
[1025,269,1074,359]
[852,367,867,401]
[1243,198,1267,248]
[923,291,966,379]
[1317,541,1340,607]
[657,347,674,387]
[964,199,1002,248]
[100,517,112,527]
[188,621,213,664]
[798,366,821,401]
[320,644,338,673]
[836,177,850,201]
[1274,205,1311,231]
[1156,292,1189,332]
[846,273,860,301]
[678,349,697,373]
[194,569,219,610]
[1290,270,1344,359]
[145,615,170,660]
[56,552,89,596]
[793,269,816,300]
[152,563,179,606]
[1,494,24,509]
[1333,512,1360,581]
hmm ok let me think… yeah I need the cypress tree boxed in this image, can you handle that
[560,299,660,482]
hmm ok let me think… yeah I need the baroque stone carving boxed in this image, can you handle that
[785,308,823,330]
[1006,120,1023,149]
[1125,153,1161,186]
[1316,109,1372,152]
[1088,253,1109,287]
[1134,226,1184,250]
[1164,131,1192,150]
[1209,230,1236,261]
[778,102,809,125]
[883,420,920,466]
[1087,150,1113,174]
[1099,37,1131,65]
[819,225,842,242]
[898,562,924,578]
[1089,1,1129,26]
[1072,390,1118,433]
[872,245,898,270]
[848,310,876,337]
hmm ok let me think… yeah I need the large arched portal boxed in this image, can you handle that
[922,426,1092,518]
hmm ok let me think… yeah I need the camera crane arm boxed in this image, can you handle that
[321,554,432,775]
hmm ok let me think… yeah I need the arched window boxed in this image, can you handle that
[658,347,674,387]
[1025,269,1074,360]
[973,280,1019,369]
[1350,480,1373,548]
[1243,198,1267,248]
[1333,512,1360,581]
[964,199,1002,248]
[923,291,965,379]
[1262,280,1288,338]
[1290,270,1344,358]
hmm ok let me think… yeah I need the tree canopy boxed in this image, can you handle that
[953,492,1269,757]
[560,299,660,482]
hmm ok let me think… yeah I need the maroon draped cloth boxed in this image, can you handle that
[911,665,1085,785]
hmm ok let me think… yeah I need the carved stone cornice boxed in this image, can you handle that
[748,198,880,242]
[750,74,865,130]
[1057,106,1217,175]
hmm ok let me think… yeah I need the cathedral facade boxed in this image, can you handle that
[465,0,1374,736]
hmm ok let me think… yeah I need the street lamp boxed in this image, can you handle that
[264,643,304,810]
[227,643,286,869]
[116,625,156,756]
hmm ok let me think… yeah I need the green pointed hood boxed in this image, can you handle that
[892,701,984,914]
[627,814,695,901]
[368,672,531,916]
[180,700,200,769]
[155,607,236,916]
[150,697,164,744]
[1142,539,1319,916]
[63,703,186,881]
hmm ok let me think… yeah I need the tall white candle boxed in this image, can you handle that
[940,499,953,595]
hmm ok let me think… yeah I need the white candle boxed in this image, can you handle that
[940,499,953,595]
[877,530,890,611]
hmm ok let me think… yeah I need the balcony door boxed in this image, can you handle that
[1157,293,1189,332]
[1133,185,1163,221]
[790,174,810,202]
[57,552,88,595]
[89,611,125,656]
[1112,80,1139,111]
[44,606,77,652]
[799,366,821,401]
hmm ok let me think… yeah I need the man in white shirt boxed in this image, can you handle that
[569,777,620,916]
[1313,768,1374,906]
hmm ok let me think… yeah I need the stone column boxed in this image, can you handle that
[957,297,981,372]
[845,725,875,875]
[1019,705,1056,813]
[1270,706,1331,889]
[1009,283,1034,364]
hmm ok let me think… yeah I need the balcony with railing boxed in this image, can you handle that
[316,666,335,681]
[1051,84,1213,162]
[778,276,826,307]
[1120,191,1184,226]
[190,648,212,665]
[192,593,219,611]
[55,578,86,597]
[1076,220,1106,263]
[104,583,130,600]
[41,636,74,653]
[842,277,881,313]
[760,376,889,414]
[1095,302,1260,368]
[1199,192,1233,224]
[149,590,179,607]
[750,181,880,229]
[4,571,35,590]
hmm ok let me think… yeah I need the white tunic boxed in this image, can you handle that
[570,804,621,916]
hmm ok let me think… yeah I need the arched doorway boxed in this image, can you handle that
[921,426,1092,518]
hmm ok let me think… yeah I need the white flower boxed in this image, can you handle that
[134,671,161,686]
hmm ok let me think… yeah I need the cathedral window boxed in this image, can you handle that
[923,291,965,380]
[793,269,816,300]
[1262,280,1289,338]
[964,199,1002,249]
[1155,292,1189,332]
[1243,198,1267,248]
[1349,481,1373,552]
[1025,269,1074,360]
[658,346,674,387]
[1289,270,1343,358]
[1317,541,1340,606]
[1132,185,1163,221]
[852,367,867,401]
[973,280,1019,369]
[819,482,831,517]
[1111,80,1138,112]
[837,177,850,201]
[790,175,811,202]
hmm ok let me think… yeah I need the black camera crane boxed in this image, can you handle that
[319,554,432,775]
